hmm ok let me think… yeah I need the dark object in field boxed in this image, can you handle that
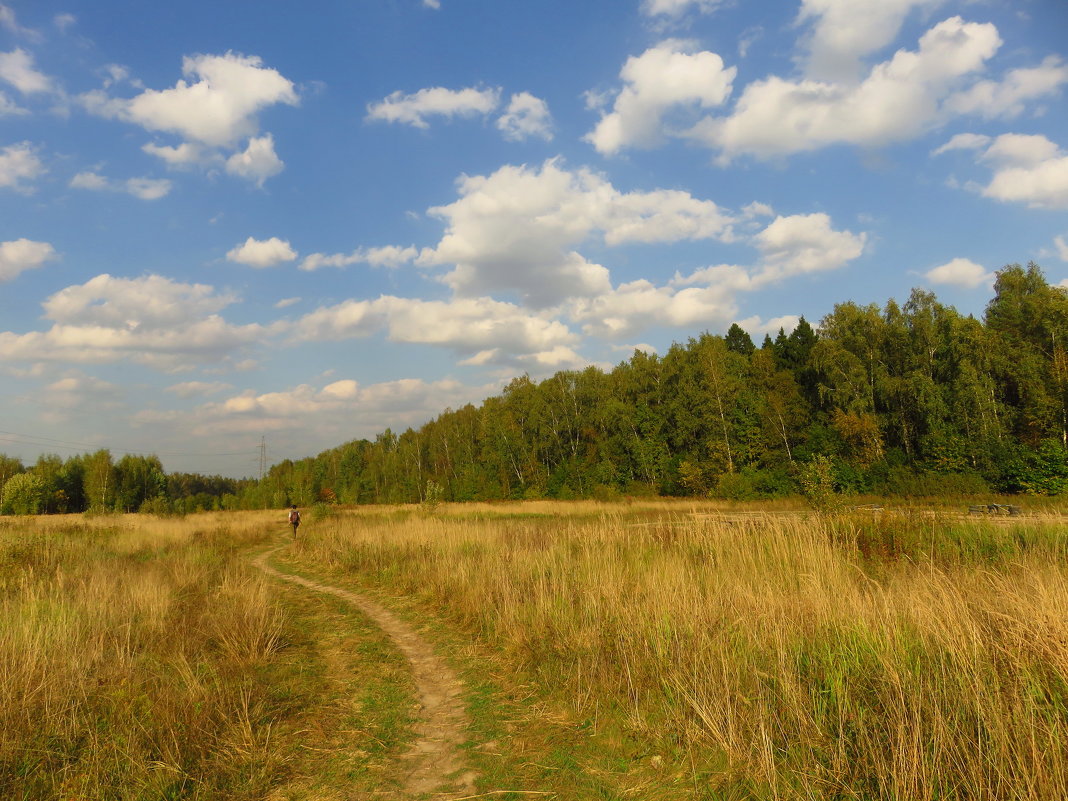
[969,503,1021,516]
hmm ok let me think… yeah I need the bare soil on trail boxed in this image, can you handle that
[253,546,477,799]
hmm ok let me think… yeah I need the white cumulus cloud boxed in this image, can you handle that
[974,134,1068,209]
[0,238,56,282]
[86,52,298,148]
[366,86,500,128]
[226,236,298,268]
[224,133,284,186]
[416,159,736,307]
[750,212,867,284]
[579,212,866,338]
[69,170,171,200]
[0,141,44,189]
[290,295,577,362]
[0,274,263,370]
[694,16,1002,161]
[496,92,553,141]
[300,245,418,271]
[0,48,52,94]
[925,257,992,288]
[944,56,1068,120]
[586,40,736,155]
[796,0,943,82]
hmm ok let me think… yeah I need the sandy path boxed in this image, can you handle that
[253,546,477,799]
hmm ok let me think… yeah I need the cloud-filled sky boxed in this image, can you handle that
[2,0,1067,476]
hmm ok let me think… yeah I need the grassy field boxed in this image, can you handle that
[4,500,1068,799]
[290,499,1068,800]
[0,511,416,800]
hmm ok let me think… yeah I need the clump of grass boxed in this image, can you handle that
[293,502,1068,799]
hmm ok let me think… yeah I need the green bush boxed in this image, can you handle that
[1,472,45,515]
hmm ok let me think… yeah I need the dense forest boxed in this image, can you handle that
[3,263,1067,515]
[0,450,250,515]
[239,263,1068,508]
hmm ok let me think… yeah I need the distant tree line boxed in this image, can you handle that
[0,450,251,516]
[236,264,1068,507]
[5,263,1067,515]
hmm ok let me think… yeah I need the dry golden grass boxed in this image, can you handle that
[0,514,290,799]
[293,502,1068,800]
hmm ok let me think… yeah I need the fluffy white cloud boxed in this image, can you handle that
[981,133,1060,168]
[734,314,803,337]
[578,213,866,337]
[0,48,52,94]
[69,170,172,200]
[0,274,263,370]
[154,376,493,445]
[226,236,297,268]
[571,278,741,337]
[796,0,943,81]
[496,92,553,141]
[695,17,1001,160]
[944,57,1068,119]
[124,177,172,200]
[976,134,1068,209]
[224,133,284,185]
[300,245,418,271]
[44,274,234,327]
[87,52,298,148]
[0,141,43,189]
[750,213,867,283]
[381,296,576,354]
[586,40,735,155]
[290,295,577,360]
[366,86,500,128]
[0,238,56,282]
[416,159,735,306]
[925,257,992,288]
[288,299,383,341]
[69,170,109,190]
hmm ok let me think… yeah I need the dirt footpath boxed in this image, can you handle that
[253,546,477,799]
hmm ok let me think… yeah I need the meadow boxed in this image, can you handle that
[4,500,1068,799]
[0,511,416,800]
[292,500,1068,799]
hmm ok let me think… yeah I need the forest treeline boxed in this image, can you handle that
[240,263,1068,508]
[0,449,250,515]
[2,263,1067,515]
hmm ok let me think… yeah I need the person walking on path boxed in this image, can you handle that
[288,504,301,537]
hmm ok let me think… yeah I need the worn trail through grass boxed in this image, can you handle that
[253,544,477,799]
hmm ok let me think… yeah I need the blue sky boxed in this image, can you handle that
[1,0,1067,477]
